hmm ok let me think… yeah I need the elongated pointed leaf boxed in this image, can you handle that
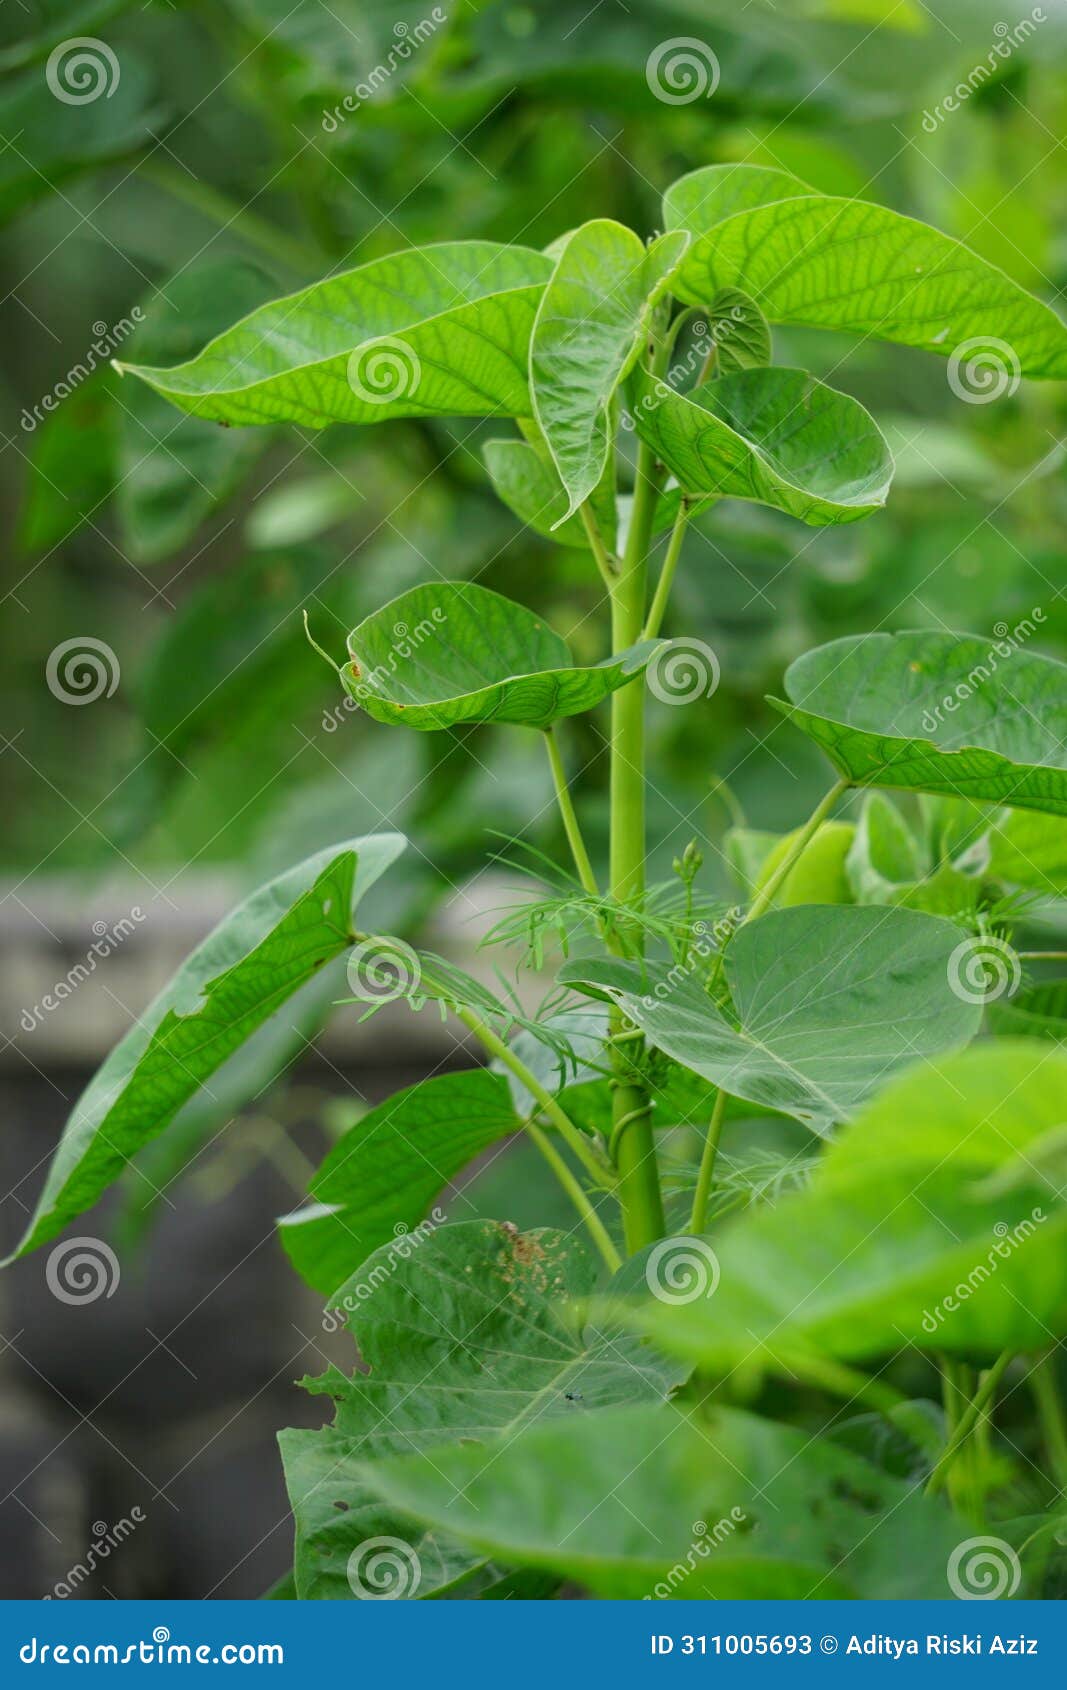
[668,175,1067,377]
[774,631,1067,816]
[358,1403,961,1599]
[279,1069,521,1295]
[279,1220,683,1599]
[482,437,616,550]
[620,1041,1067,1375]
[530,221,687,518]
[342,582,658,730]
[6,835,406,1261]
[115,242,554,429]
[630,365,892,525]
[561,904,980,1133]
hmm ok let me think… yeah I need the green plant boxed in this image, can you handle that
[12,163,1067,1600]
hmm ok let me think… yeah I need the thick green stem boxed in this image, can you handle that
[926,1350,1012,1496]
[642,501,690,642]
[608,435,665,1253]
[543,727,599,898]
[745,779,851,923]
[688,1087,728,1234]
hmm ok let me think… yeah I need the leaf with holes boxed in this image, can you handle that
[278,1219,685,1599]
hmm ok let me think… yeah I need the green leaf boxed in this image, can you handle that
[752,819,855,907]
[667,169,1067,377]
[115,961,348,1255]
[115,242,554,429]
[846,793,981,916]
[342,582,658,731]
[629,365,892,526]
[530,221,687,519]
[5,835,406,1261]
[482,437,616,550]
[357,1402,962,1599]
[278,1220,684,1599]
[663,164,812,240]
[623,1040,1067,1373]
[987,808,1067,897]
[279,1070,521,1295]
[560,904,981,1133]
[989,982,1067,1043]
[0,49,162,225]
[116,264,276,563]
[774,631,1067,817]
[702,288,772,375]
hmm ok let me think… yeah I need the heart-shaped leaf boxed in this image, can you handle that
[619,1041,1067,1374]
[341,582,658,730]
[278,1070,521,1296]
[561,904,981,1133]
[629,365,892,526]
[774,631,1067,816]
[530,220,688,518]
[357,1402,961,1599]
[666,166,1067,377]
[5,834,406,1261]
[278,1220,684,1599]
[115,242,554,428]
